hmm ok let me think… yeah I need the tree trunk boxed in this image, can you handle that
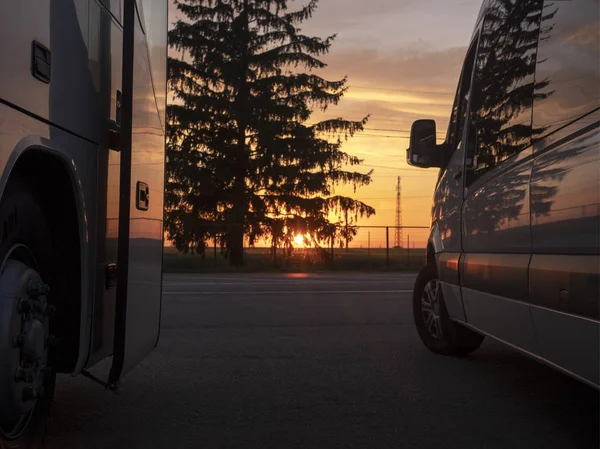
[229,0,250,267]
[272,227,277,266]
[345,210,349,252]
[228,216,244,266]
[229,158,246,266]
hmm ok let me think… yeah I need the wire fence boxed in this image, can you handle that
[164,225,430,272]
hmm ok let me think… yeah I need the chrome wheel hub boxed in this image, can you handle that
[421,279,443,340]
[0,256,51,438]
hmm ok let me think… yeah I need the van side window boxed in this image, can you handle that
[465,0,546,186]
[532,0,600,139]
[447,44,477,153]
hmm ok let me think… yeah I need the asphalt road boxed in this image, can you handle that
[46,273,599,449]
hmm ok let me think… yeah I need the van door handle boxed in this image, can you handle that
[453,169,463,180]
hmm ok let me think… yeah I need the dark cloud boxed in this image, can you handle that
[301,0,483,51]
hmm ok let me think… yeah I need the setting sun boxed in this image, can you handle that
[294,235,305,246]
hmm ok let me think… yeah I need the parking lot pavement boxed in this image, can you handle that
[46,273,599,449]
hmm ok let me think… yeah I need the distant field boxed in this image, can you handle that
[163,246,426,273]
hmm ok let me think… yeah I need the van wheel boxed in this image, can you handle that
[0,179,56,449]
[413,264,484,356]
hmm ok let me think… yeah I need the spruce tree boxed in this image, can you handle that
[167,0,374,266]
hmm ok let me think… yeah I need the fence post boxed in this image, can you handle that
[407,234,410,269]
[386,226,390,269]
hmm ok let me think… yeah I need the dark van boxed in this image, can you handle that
[407,0,599,388]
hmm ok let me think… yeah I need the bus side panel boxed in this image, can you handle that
[0,1,51,117]
[0,0,102,144]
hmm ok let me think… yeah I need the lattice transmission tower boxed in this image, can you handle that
[395,176,404,248]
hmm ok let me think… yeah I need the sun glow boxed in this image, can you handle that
[293,235,305,246]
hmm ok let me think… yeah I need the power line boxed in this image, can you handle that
[372,118,449,124]
[371,173,439,178]
[315,112,450,120]
[356,134,408,139]
[365,127,446,135]
[312,133,435,139]
[351,133,448,141]
[338,167,439,178]
[316,112,450,120]
[345,161,435,171]
[359,164,416,171]
[308,119,447,126]
[313,117,451,129]
[350,85,454,95]
[356,195,433,200]
[308,123,448,137]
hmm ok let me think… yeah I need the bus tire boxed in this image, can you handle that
[0,177,57,449]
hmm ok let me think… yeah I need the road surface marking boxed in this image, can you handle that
[162,290,413,295]
[164,281,415,286]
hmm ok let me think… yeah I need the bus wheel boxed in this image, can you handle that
[0,179,56,449]
[412,263,484,356]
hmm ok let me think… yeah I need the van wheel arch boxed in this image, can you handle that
[426,242,436,266]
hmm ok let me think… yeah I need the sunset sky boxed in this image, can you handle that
[168,0,484,247]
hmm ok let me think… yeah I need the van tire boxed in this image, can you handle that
[413,263,484,356]
[0,178,56,449]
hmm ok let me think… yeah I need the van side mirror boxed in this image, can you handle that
[406,120,446,168]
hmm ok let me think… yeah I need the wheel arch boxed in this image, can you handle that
[426,223,444,266]
[1,146,87,374]
[426,242,435,266]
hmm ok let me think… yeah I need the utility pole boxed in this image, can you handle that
[395,176,404,248]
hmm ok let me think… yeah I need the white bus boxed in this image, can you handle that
[0,0,167,446]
